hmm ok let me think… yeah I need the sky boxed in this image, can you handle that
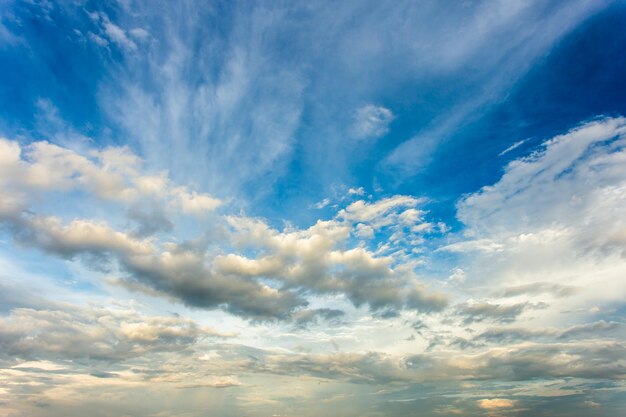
[0,0,626,416]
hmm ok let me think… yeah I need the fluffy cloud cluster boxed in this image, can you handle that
[0,139,221,219]
[457,117,626,242]
[1,117,625,417]
[445,117,626,312]
[0,139,446,320]
[0,303,231,365]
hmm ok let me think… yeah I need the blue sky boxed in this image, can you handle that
[1,1,626,416]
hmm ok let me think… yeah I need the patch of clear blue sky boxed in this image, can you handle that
[1,0,626,232]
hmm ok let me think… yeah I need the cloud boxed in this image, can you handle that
[0,138,222,219]
[351,105,394,140]
[98,1,307,200]
[475,321,622,344]
[0,138,446,320]
[291,308,345,328]
[171,188,222,216]
[219,215,447,315]
[558,320,621,339]
[2,207,443,320]
[477,398,516,410]
[499,282,579,298]
[178,376,241,389]
[86,11,138,51]
[1,3,625,416]
[0,304,223,363]
[475,327,555,344]
[457,301,547,324]
[498,138,529,157]
[126,206,174,237]
[11,215,154,259]
[445,117,626,316]
[457,117,626,239]
[262,339,626,385]
[339,195,423,225]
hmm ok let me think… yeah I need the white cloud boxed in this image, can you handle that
[314,197,331,209]
[354,223,375,239]
[129,28,150,41]
[351,104,394,140]
[0,303,225,362]
[339,195,422,224]
[1,2,623,416]
[0,138,222,218]
[498,138,529,157]
[0,137,447,319]
[103,20,137,51]
[101,6,307,201]
[172,188,222,216]
[458,117,626,238]
[87,11,138,51]
[348,187,365,195]
[444,117,626,327]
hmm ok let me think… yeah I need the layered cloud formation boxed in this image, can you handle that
[1,115,625,417]
[0,138,447,319]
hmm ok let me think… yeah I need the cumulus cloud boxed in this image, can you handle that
[0,138,447,320]
[219,215,447,315]
[444,117,626,319]
[2,205,444,320]
[457,117,626,244]
[339,195,422,225]
[0,138,222,219]
[0,304,224,363]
